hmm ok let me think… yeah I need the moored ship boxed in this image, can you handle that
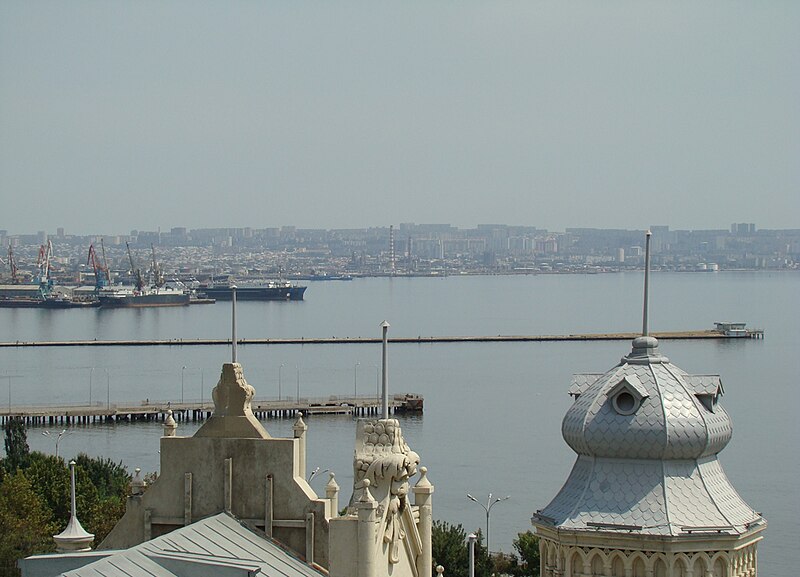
[202,280,306,301]
[97,243,191,308]
[97,286,190,308]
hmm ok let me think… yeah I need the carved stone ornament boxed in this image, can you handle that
[194,363,269,439]
[350,418,420,564]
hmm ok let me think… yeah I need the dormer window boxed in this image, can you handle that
[696,393,717,413]
[684,375,724,414]
[607,375,649,416]
[613,391,638,415]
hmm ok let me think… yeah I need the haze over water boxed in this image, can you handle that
[2,271,797,574]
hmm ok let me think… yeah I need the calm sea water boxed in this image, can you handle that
[1,272,797,575]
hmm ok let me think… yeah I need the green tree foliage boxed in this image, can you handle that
[72,453,130,542]
[24,453,70,524]
[3,418,30,474]
[431,520,491,577]
[431,520,541,577]
[0,422,134,567]
[74,453,130,500]
[0,473,57,577]
[24,452,130,545]
[512,531,540,576]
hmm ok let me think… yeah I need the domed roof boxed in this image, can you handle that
[562,336,732,460]
[535,337,764,537]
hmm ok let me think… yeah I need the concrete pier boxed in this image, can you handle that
[0,393,424,427]
[0,329,765,348]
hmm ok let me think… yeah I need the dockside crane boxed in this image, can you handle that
[7,243,19,284]
[87,239,111,289]
[126,241,144,292]
[34,240,55,297]
[151,244,165,288]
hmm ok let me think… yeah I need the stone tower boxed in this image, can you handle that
[532,336,766,577]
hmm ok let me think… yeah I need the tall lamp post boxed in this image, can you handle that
[105,368,110,410]
[467,493,510,555]
[468,533,477,577]
[181,365,187,404]
[88,367,94,406]
[354,361,360,397]
[42,429,70,458]
[5,373,22,414]
[295,365,300,402]
[278,363,284,400]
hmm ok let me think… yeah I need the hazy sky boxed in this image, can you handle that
[1,1,797,235]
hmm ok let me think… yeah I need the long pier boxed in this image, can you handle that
[0,329,764,348]
[0,393,424,427]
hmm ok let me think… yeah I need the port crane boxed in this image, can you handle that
[150,244,165,288]
[87,239,111,289]
[36,240,53,282]
[6,243,19,284]
[126,242,145,292]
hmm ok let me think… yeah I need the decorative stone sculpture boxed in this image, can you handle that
[350,418,420,565]
[194,363,270,439]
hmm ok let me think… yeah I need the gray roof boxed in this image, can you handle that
[40,513,325,577]
[562,339,732,460]
[537,336,764,537]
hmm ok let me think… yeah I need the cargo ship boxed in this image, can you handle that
[202,280,306,301]
[97,286,190,308]
[96,243,191,308]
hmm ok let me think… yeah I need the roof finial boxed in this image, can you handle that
[53,460,94,551]
[642,230,652,337]
[231,284,238,363]
[380,320,390,419]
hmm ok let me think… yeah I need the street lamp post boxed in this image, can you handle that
[295,365,300,402]
[181,365,186,404]
[354,361,360,397]
[467,493,510,555]
[105,368,110,410]
[380,321,389,419]
[42,429,70,458]
[200,369,205,407]
[468,533,477,577]
[6,374,22,413]
[89,367,94,406]
[278,363,284,400]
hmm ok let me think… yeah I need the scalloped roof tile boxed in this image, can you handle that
[538,337,763,538]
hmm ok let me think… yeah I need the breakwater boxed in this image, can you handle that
[0,329,763,348]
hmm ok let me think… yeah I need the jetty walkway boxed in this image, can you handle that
[0,393,424,427]
[0,329,764,349]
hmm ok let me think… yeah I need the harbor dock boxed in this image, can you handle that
[0,393,424,427]
[0,328,764,348]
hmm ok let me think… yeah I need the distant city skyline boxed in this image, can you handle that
[2,2,798,234]
[1,220,795,239]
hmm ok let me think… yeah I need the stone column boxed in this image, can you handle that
[326,472,340,517]
[293,412,307,480]
[356,479,379,577]
[412,466,435,577]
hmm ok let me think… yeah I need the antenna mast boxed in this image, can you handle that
[380,321,390,419]
[231,285,238,363]
[642,230,652,336]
